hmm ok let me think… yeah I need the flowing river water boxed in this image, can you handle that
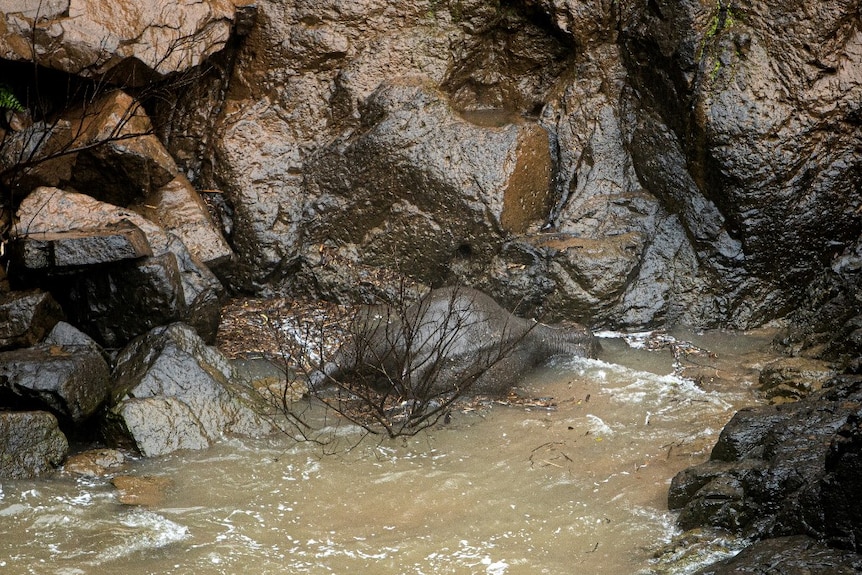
[0,330,778,575]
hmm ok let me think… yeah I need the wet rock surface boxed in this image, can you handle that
[0,6,858,575]
[669,375,862,567]
[301,79,554,295]
[104,323,274,457]
[691,535,862,575]
[63,448,127,478]
[13,187,224,346]
[0,0,235,81]
[0,410,68,479]
[0,338,110,423]
[0,289,64,350]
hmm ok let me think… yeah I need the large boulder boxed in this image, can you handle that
[0,410,68,479]
[104,323,274,457]
[0,330,110,423]
[301,79,554,295]
[669,376,862,546]
[0,0,235,81]
[0,289,64,350]
[13,187,224,346]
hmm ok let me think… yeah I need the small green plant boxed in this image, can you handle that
[0,85,24,112]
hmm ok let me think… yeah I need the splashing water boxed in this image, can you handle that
[0,330,775,574]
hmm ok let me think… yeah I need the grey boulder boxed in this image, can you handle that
[0,322,111,423]
[104,323,274,457]
[0,410,68,479]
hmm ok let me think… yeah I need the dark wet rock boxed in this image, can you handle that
[13,187,223,346]
[775,235,862,370]
[619,0,862,327]
[58,242,223,348]
[104,323,273,457]
[134,175,233,268]
[0,410,68,479]
[692,536,862,575]
[62,251,187,349]
[441,3,572,115]
[0,338,111,423]
[178,1,458,292]
[302,78,554,292]
[10,227,152,271]
[669,376,862,544]
[822,413,862,551]
[43,320,107,358]
[758,357,837,402]
[315,287,598,397]
[0,289,64,351]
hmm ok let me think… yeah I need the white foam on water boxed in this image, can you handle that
[585,414,615,436]
[552,356,733,412]
[92,509,189,564]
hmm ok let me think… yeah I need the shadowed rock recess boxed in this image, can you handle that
[0,0,859,570]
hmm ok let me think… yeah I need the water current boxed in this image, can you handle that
[0,330,777,575]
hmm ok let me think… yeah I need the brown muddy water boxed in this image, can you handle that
[0,330,778,575]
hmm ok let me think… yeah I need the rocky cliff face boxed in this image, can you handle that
[148,0,861,331]
[2,1,859,331]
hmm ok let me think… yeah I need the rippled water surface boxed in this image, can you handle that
[0,330,776,575]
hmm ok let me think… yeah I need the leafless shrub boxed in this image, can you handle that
[264,283,536,440]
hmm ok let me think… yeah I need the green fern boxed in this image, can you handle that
[0,85,24,112]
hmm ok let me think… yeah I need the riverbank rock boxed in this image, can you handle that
[669,375,862,548]
[775,235,862,371]
[692,536,862,575]
[104,323,274,457]
[0,410,68,479]
[0,335,110,423]
[758,357,837,401]
[63,448,126,478]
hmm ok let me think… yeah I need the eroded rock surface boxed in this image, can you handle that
[0,410,68,479]
[1,0,235,81]
[669,376,862,547]
[105,323,273,457]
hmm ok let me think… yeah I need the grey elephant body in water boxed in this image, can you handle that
[313,287,598,398]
